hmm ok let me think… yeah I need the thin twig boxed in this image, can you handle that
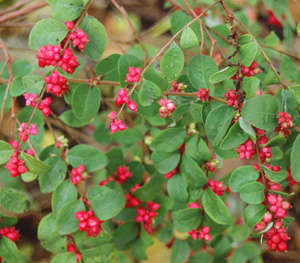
[0,0,32,16]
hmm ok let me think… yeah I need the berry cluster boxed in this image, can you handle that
[5,141,28,177]
[36,44,61,67]
[99,165,132,185]
[75,209,104,237]
[67,242,82,263]
[157,98,176,118]
[115,89,138,111]
[205,155,220,172]
[266,194,290,220]
[264,221,289,252]
[267,10,283,28]
[231,62,261,80]
[125,67,142,83]
[207,178,225,196]
[45,71,70,96]
[188,226,211,241]
[71,164,87,185]
[0,226,20,242]
[236,138,256,159]
[108,112,127,134]
[70,29,89,51]
[254,164,281,191]
[135,201,160,234]
[171,80,187,92]
[24,93,52,116]
[275,112,293,138]
[18,122,38,142]
[125,185,141,208]
[196,88,210,103]
[57,48,80,74]
[225,89,241,109]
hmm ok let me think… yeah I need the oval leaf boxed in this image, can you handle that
[229,165,259,192]
[209,67,237,84]
[239,182,265,204]
[51,0,84,22]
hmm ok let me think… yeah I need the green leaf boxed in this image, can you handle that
[52,181,78,217]
[161,42,184,80]
[95,54,120,82]
[67,144,107,172]
[239,42,258,67]
[241,77,260,100]
[151,151,181,174]
[239,117,256,140]
[81,243,117,263]
[72,84,100,122]
[261,166,288,183]
[205,105,236,146]
[138,80,161,106]
[263,68,281,86]
[180,155,208,188]
[51,252,77,263]
[20,152,51,175]
[229,165,259,192]
[39,157,67,193]
[29,18,68,50]
[202,188,232,225]
[134,173,164,201]
[188,55,218,92]
[167,174,189,203]
[130,227,154,260]
[90,186,126,220]
[56,200,86,235]
[173,208,202,232]
[118,54,143,88]
[10,76,26,96]
[221,120,249,149]
[264,31,280,47]
[239,182,265,204]
[290,134,300,181]
[244,204,266,228]
[241,94,278,130]
[112,221,139,248]
[280,55,297,82]
[0,140,14,164]
[189,252,213,263]
[22,75,44,95]
[59,110,90,127]
[38,213,61,241]
[51,0,84,22]
[289,85,300,103]
[73,231,112,251]
[0,188,29,213]
[209,67,237,84]
[144,64,168,92]
[80,16,108,61]
[171,239,190,263]
[0,237,28,263]
[150,128,186,152]
[198,138,211,161]
[180,27,199,50]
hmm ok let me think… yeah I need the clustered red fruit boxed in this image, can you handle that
[0,226,20,242]
[71,164,87,185]
[188,226,211,241]
[157,98,176,118]
[115,88,138,112]
[275,112,293,138]
[236,138,256,159]
[5,141,28,177]
[75,209,104,237]
[205,155,219,172]
[24,93,52,116]
[267,10,283,28]
[57,48,80,74]
[44,71,70,96]
[196,88,210,103]
[99,165,133,185]
[36,44,61,67]
[255,194,291,252]
[18,122,38,142]
[108,112,127,134]
[125,67,142,83]
[135,201,160,234]
[125,185,141,208]
[171,80,187,92]
[70,29,89,50]
[231,61,261,80]
[207,178,225,196]
[224,89,241,109]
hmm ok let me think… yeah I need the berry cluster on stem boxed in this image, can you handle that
[157,98,176,118]
[71,164,87,185]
